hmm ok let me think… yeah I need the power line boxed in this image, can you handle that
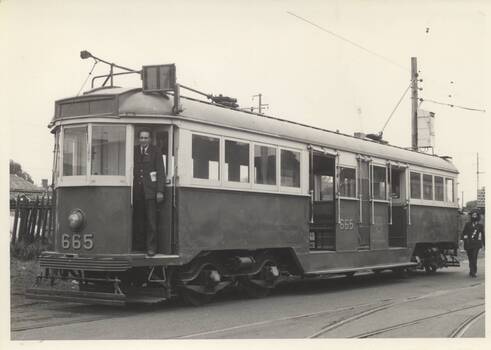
[419,98,486,113]
[418,72,486,112]
[286,11,485,113]
[286,11,408,72]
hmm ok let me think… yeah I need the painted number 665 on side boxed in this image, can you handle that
[339,218,354,230]
[61,233,94,250]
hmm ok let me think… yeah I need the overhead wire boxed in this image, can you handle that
[286,11,409,72]
[286,11,485,115]
[419,98,486,113]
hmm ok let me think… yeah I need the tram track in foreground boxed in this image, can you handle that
[12,268,484,337]
[13,280,484,336]
[308,282,484,338]
[344,303,484,338]
[448,309,486,338]
[176,281,483,339]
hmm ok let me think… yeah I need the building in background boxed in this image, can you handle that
[417,109,435,150]
[10,174,45,202]
[477,187,485,215]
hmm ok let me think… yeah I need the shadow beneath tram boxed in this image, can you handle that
[55,268,468,314]
[230,267,470,302]
[274,269,455,296]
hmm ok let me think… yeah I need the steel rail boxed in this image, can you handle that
[176,300,389,339]
[176,282,483,339]
[307,282,484,338]
[350,303,484,338]
[308,303,394,338]
[448,309,485,338]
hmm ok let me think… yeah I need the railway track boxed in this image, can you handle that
[346,304,484,338]
[12,277,484,338]
[308,282,484,338]
[176,282,484,339]
[448,310,485,338]
[11,300,160,332]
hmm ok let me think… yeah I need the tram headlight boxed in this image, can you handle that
[68,209,85,231]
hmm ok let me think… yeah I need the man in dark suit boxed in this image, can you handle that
[461,210,485,277]
[133,129,165,256]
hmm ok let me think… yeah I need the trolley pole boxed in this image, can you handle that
[411,57,419,151]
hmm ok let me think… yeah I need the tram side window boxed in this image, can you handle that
[315,176,334,201]
[192,135,220,180]
[373,166,387,200]
[423,174,433,200]
[280,149,300,187]
[63,126,87,176]
[313,154,334,201]
[410,172,421,199]
[225,140,249,183]
[254,145,276,185]
[91,125,126,176]
[445,178,454,202]
[390,168,401,199]
[435,176,444,201]
[339,167,356,198]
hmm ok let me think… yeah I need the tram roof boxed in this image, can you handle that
[54,87,458,173]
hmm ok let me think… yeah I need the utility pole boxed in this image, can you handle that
[252,93,269,114]
[477,152,480,190]
[411,57,419,151]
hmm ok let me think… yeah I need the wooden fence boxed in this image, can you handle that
[10,195,55,245]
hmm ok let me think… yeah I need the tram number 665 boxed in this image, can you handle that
[61,233,94,250]
[339,218,354,230]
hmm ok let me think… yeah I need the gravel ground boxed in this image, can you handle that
[10,257,42,308]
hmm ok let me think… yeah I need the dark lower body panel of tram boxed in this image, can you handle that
[27,186,460,305]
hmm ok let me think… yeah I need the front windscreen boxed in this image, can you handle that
[91,125,126,176]
[63,126,87,176]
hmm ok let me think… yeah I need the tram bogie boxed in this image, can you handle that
[26,58,461,306]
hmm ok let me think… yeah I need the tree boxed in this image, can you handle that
[465,200,477,209]
[9,159,34,184]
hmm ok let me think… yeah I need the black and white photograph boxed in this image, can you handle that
[1,0,487,347]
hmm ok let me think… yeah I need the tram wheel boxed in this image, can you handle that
[424,264,437,274]
[181,288,213,307]
[240,259,279,298]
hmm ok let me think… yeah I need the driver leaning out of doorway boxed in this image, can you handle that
[133,129,165,256]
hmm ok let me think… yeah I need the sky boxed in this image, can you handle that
[1,0,488,204]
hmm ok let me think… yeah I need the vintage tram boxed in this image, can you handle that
[27,56,460,306]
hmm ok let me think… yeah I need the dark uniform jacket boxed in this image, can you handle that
[461,221,485,250]
[133,144,166,200]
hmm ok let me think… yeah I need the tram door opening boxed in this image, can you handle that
[389,166,407,247]
[132,126,174,254]
[358,160,370,249]
[309,152,336,251]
